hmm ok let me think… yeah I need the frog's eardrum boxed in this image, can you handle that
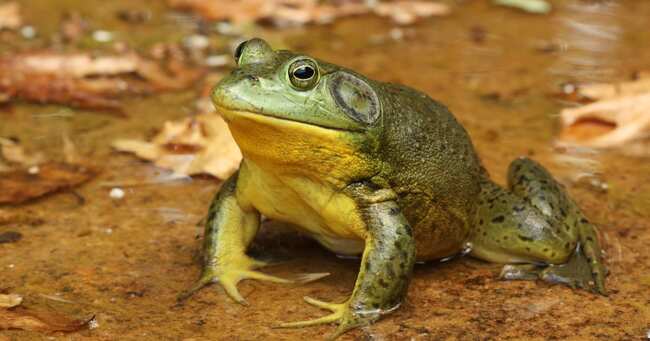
[328,72,380,125]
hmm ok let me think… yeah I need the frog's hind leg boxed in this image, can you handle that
[469,157,607,294]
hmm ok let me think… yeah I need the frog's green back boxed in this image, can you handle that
[376,82,486,259]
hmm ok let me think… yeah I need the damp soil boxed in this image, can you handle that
[1,1,650,340]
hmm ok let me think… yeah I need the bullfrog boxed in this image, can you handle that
[179,38,607,339]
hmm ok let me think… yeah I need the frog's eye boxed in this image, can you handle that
[288,59,319,90]
[234,40,248,64]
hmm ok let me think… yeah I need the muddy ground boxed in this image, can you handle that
[1,1,650,340]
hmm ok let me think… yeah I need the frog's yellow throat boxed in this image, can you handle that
[216,107,375,186]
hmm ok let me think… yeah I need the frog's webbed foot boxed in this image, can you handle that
[178,257,286,304]
[178,257,329,304]
[501,243,607,295]
[542,241,607,295]
[278,297,378,340]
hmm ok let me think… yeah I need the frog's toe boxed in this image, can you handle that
[277,296,376,339]
[540,246,607,295]
[277,296,346,328]
[177,268,220,302]
[500,264,541,281]
[500,244,607,295]
[178,265,298,304]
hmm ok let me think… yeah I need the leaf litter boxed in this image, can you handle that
[558,72,650,156]
[0,51,204,113]
[168,0,450,26]
[0,2,21,31]
[0,293,94,333]
[112,97,242,180]
[0,137,97,205]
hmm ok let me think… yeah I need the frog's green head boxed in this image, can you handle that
[211,38,383,179]
[212,38,382,132]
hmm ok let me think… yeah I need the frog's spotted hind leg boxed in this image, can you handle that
[470,157,607,295]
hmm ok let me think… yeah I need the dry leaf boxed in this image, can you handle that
[558,73,650,155]
[0,138,45,167]
[374,1,451,25]
[0,307,93,333]
[112,112,241,179]
[0,2,21,30]
[0,294,22,308]
[0,162,96,205]
[0,209,44,226]
[494,0,551,14]
[168,0,449,26]
[0,52,204,112]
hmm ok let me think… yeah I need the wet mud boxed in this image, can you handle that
[1,1,650,340]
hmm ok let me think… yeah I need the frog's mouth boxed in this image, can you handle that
[213,103,363,133]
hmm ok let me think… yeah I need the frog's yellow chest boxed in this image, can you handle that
[237,160,366,255]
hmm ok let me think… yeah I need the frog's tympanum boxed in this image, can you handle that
[180,38,607,339]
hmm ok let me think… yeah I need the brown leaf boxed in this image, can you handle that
[0,307,93,333]
[558,74,650,155]
[0,52,204,112]
[0,137,45,167]
[0,2,21,30]
[0,162,96,205]
[0,294,22,308]
[0,209,44,226]
[112,112,241,179]
[168,0,448,26]
[373,1,450,25]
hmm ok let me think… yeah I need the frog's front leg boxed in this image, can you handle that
[280,185,416,340]
[178,172,294,304]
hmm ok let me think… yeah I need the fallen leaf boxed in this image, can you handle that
[0,162,96,205]
[0,231,22,244]
[0,307,93,333]
[494,0,551,14]
[374,1,450,25]
[577,77,650,100]
[558,73,650,155]
[0,52,204,112]
[168,0,449,26]
[113,110,241,179]
[0,294,22,308]
[0,2,21,30]
[0,209,44,226]
[0,137,45,167]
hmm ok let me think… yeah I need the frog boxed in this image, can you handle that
[179,38,607,339]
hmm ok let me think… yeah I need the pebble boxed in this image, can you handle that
[92,30,113,43]
[109,187,125,200]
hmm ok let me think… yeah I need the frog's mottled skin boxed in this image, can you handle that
[180,39,607,339]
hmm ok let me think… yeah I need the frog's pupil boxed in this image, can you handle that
[294,66,314,80]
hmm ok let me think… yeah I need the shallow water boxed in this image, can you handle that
[1,1,650,340]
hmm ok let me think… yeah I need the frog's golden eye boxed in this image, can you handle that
[288,59,319,90]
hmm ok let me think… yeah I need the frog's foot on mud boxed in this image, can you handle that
[277,297,378,340]
[178,257,329,304]
[500,244,607,295]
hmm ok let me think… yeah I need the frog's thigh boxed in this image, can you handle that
[472,157,607,294]
[470,189,574,265]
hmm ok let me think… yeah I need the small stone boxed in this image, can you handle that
[183,34,209,50]
[20,25,36,39]
[92,30,113,42]
[109,187,125,199]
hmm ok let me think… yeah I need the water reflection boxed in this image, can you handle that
[550,1,623,82]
